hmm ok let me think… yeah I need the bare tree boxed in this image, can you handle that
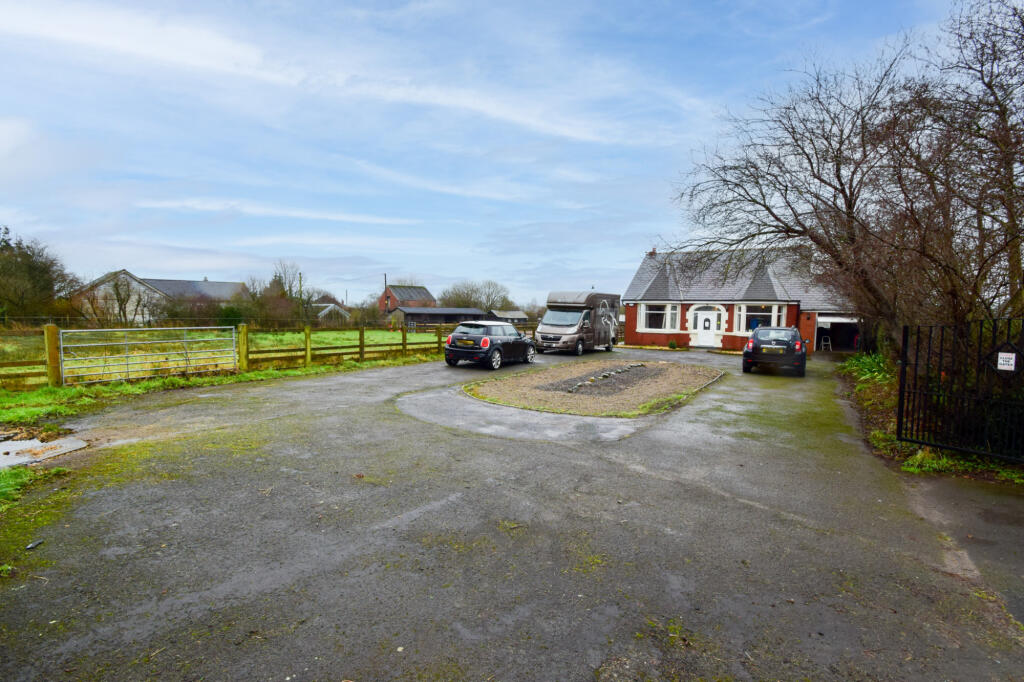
[681,1,1024,349]
[273,260,302,299]
[682,50,911,347]
[937,0,1024,316]
[438,279,514,310]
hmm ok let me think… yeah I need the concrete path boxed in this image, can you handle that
[1,349,1022,680]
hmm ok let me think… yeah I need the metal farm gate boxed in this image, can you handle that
[60,327,236,385]
[897,319,1024,462]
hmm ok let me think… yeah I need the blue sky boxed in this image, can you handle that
[1,0,950,306]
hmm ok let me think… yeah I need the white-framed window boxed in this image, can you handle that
[639,303,679,331]
[738,304,787,331]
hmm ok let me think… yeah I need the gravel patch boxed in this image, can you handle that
[471,359,722,416]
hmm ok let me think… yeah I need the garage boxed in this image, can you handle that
[816,315,860,351]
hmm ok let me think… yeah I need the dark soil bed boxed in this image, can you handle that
[469,359,721,416]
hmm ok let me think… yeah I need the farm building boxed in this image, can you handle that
[394,306,484,327]
[488,310,529,324]
[379,285,436,314]
[622,249,858,353]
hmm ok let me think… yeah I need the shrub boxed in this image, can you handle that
[838,352,895,384]
[668,340,677,349]
[217,305,244,328]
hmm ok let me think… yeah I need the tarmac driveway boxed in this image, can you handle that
[2,349,1023,680]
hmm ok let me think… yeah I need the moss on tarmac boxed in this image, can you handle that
[1,351,1023,679]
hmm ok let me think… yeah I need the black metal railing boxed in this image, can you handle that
[897,319,1024,462]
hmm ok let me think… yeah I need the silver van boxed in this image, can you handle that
[535,291,620,355]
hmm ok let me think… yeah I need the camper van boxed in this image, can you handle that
[535,291,620,355]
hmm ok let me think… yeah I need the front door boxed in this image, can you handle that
[695,311,717,346]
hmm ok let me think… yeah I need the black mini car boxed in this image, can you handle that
[742,326,808,377]
[444,321,537,370]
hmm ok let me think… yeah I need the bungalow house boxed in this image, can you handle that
[73,270,247,325]
[378,285,435,314]
[622,249,858,353]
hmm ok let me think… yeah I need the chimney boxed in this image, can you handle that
[203,276,208,281]
[647,247,657,257]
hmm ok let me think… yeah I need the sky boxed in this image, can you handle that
[1,0,953,307]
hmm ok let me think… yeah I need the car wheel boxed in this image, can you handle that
[795,361,806,377]
[524,345,536,364]
[742,362,752,373]
[488,349,503,370]
[445,357,459,367]
[605,339,614,351]
[574,340,584,356]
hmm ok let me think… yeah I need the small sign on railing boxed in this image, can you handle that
[996,352,1017,372]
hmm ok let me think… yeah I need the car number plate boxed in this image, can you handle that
[764,346,784,354]
[457,339,474,346]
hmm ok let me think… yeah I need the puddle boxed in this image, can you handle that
[0,437,89,469]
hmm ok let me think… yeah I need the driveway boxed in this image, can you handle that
[2,349,1022,680]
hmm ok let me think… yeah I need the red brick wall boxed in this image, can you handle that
[785,304,799,327]
[624,304,638,343]
[721,335,746,351]
[624,303,691,347]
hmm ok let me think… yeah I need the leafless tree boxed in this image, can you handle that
[438,279,514,311]
[682,50,911,347]
[680,0,1024,350]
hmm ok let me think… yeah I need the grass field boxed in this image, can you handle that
[0,328,444,390]
[0,352,442,425]
[1,328,441,357]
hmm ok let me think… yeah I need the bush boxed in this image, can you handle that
[217,305,244,328]
[668,340,677,349]
[838,352,895,384]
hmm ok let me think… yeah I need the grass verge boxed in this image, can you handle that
[838,353,1024,485]
[0,466,71,580]
[0,353,441,426]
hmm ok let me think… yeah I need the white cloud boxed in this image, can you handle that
[136,198,418,225]
[0,1,708,146]
[346,157,538,201]
[233,233,446,255]
[0,1,300,84]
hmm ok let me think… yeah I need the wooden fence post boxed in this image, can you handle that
[304,325,312,367]
[44,324,62,387]
[436,326,442,353]
[401,326,407,355]
[359,327,365,362]
[237,324,249,372]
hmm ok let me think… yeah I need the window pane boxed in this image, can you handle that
[645,305,666,329]
[669,305,677,329]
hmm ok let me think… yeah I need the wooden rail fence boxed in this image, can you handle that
[1,324,450,390]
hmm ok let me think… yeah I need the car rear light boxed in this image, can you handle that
[795,340,802,351]
[446,335,452,345]
[481,337,490,349]
[746,338,754,350]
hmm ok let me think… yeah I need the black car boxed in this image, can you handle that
[742,326,808,376]
[444,321,537,370]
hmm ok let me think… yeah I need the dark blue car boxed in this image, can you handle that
[445,321,537,370]
[742,326,808,377]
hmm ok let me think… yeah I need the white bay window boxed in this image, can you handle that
[640,303,679,331]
